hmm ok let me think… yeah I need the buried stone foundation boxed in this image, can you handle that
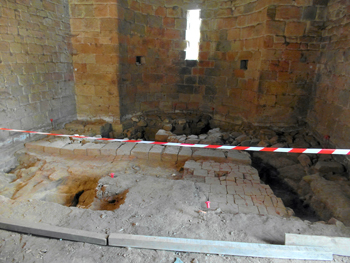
[24,115,350,225]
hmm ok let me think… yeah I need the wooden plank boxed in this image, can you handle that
[109,233,333,260]
[286,233,350,257]
[0,217,107,246]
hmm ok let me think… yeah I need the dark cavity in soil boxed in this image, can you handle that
[252,156,321,222]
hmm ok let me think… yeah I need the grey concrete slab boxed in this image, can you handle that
[286,233,350,256]
[0,217,107,246]
[108,233,332,260]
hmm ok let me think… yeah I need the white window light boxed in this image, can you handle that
[185,9,201,60]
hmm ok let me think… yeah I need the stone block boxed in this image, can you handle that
[314,161,344,173]
[193,149,226,162]
[243,185,262,196]
[238,205,259,214]
[193,169,208,177]
[60,143,81,155]
[205,177,220,185]
[65,120,85,133]
[220,203,239,213]
[44,140,70,154]
[195,182,210,193]
[210,184,227,194]
[209,193,227,203]
[184,160,201,169]
[256,204,268,215]
[162,146,180,162]
[155,129,173,142]
[227,151,251,165]
[100,142,123,156]
[148,145,164,161]
[131,143,153,159]
[73,143,91,156]
[285,22,306,37]
[25,140,51,152]
[117,143,136,156]
[178,147,192,162]
[86,143,105,156]
[263,196,274,207]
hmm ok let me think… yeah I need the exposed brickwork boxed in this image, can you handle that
[0,0,76,172]
[69,0,121,123]
[308,0,350,148]
[69,0,329,129]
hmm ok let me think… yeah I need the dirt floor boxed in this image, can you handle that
[0,151,350,263]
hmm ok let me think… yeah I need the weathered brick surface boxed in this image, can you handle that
[44,140,70,155]
[307,0,350,149]
[131,143,153,159]
[25,141,51,153]
[117,143,136,156]
[162,146,180,162]
[0,0,76,172]
[193,149,226,162]
[148,145,164,161]
[99,142,122,156]
[86,143,105,156]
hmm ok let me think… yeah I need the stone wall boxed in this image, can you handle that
[69,0,121,124]
[70,0,330,130]
[308,0,350,148]
[0,0,76,171]
[258,0,327,126]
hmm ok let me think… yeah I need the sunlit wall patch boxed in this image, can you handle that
[185,9,201,60]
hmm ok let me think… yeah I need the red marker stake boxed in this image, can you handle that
[110,173,114,178]
[50,119,53,130]
[205,201,210,209]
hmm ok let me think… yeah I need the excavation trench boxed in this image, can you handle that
[251,156,321,222]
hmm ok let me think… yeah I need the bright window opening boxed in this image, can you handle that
[185,9,201,60]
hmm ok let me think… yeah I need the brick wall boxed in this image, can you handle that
[0,0,76,171]
[308,0,350,148]
[258,0,327,126]
[69,0,121,124]
[116,0,328,128]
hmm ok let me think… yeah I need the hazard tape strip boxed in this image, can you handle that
[1,127,349,155]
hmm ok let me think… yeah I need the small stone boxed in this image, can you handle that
[315,161,344,174]
[131,117,139,122]
[199,134,208,140]
[241,140,251,146]
[236,134,249,142]
[208,128,220,135]
[328,217,345,227]
[298,154,312,167]
[137,119,147,127]
[178,119,186,125]
[257,140,269,147]
[155,129,173,142]
[163,124,172,131]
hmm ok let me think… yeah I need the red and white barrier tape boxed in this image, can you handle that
[1,127,349,155]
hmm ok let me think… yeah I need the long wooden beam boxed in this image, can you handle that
[286,233,350,257]
[109,233,333,260]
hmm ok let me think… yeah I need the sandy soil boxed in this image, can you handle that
[0,152,350,263]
